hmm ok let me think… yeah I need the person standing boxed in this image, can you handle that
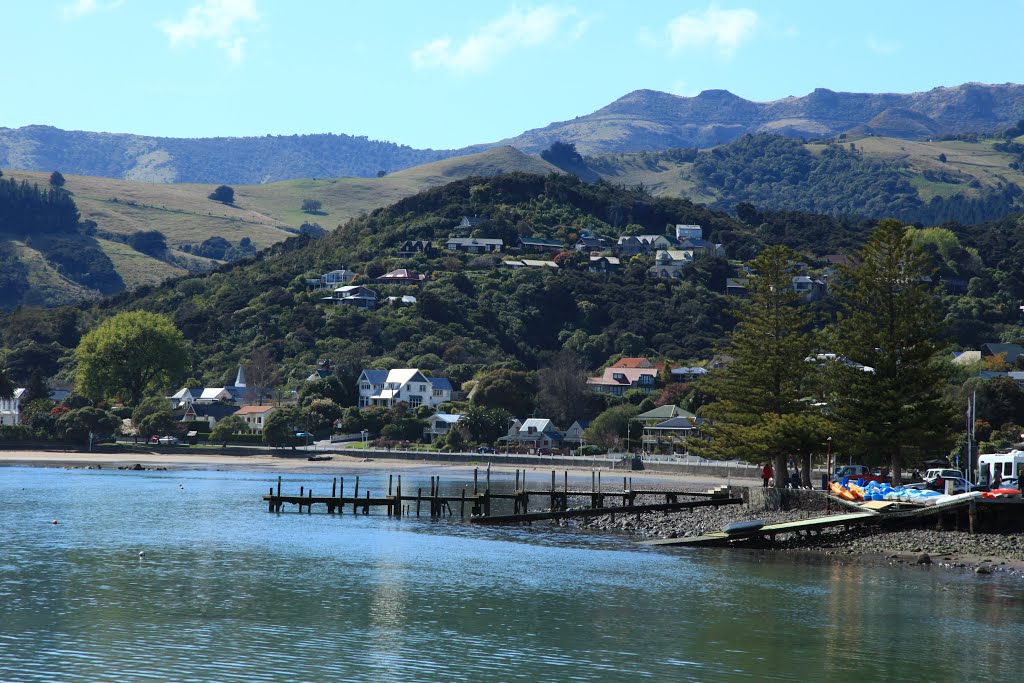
[761,462,773,488]
[1017,466,1024,493]
[993,466,1003,489]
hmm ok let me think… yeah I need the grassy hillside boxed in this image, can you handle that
[587,135,1024,222]
[0,147,562,308]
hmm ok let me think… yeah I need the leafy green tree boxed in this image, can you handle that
[301,199,323,214]
[263,406,303,449]
[584,404,640,452]
[49,171,65,188]
[55,407,120,445]
[304,398,343,432]
[691,246,818,487]
[208,185,235,204]
[299,375,352,407]
[209,415,246,447]
[461,403,511,444]
[23,368,50,404]
[0,357,13,400]
[823,219,956,483]
[472,369,535,417]
[132,396,177,439]
[75,311,188,406]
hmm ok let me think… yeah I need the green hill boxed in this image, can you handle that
[0,147,561,308]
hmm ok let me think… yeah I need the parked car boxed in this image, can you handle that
[476,446,497,454]
[537,448,554,455]
[905,475,976,494]
[157,435,180,446]
[149,435,160,444]
[832,465,889,483]
[922,468,962,483]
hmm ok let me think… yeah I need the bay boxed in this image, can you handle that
[1,466,1021,682]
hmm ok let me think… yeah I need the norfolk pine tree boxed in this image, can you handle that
[691,246,822,488]
[823,219,955,484]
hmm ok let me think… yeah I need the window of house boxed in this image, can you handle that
[409,397,422,408]
[360,383,371,391]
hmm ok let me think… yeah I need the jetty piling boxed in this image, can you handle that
[263,470,742,524]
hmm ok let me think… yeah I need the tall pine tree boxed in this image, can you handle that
[692,246,823,487]
[823,219,955,483]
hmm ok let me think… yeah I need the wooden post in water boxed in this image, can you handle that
[460,487,466,519]
[339,477,344,514]
[307,488,312,514]
[268,486,274,512]
[550,470,556,512]
[474,468,478,496]
[396,476,402,519]
[332,477,337,498]
[417,488,422,516]
[353,476,360,515]
[277,475,282,497]
[364,490,370,515]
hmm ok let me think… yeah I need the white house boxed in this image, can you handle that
[357,369,453,409]
[0,388,26,426]
[424,412,464,441]
[322,285,378,310]
[235,405,276,433]
[306,269,357,290]
[498,418,563,450]
[650,249,694,278]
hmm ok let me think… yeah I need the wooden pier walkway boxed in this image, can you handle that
[261,467,741,522]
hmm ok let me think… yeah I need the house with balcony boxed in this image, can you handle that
[516,236,564,254]
[397,240,433,257]
[306,269,357,290]
[588,256,620,273]
[574,231,610,253]
[586,366,658,395]
[445,237,504,254]
[376,268,426,285]
[650,249,694,278]
[498,418,563,450]
[423,412,464,441]
[356,369,453,408]
[321,285,378,310]
[614,234,678,257]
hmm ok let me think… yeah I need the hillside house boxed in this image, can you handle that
[981,343,1024,365]
[322,285,378,310]
[726,278,749,296]
[588,256,620,273]
[676,237,725,257]
[587,365,658,395]
[397,239,432,257]
[0,388,26,426]
[574,232,610,253]
[670,366,708,380]
[376,268,427,285]
[356,369,453,409]
[445,237,504,254]
[516,236,564,253]
[235,405,276,434]
[650,249,694,278]
[306,269,356,289]
[642,414,704,453]
[614,234,678,257]
[452,215,488,237]
[674,224,703,240]
[502,259,559,270]
[498,418,563,450]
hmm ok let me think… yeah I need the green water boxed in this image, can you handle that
[1,466,1020,682]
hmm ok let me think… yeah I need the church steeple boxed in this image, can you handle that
[234,365,246,388]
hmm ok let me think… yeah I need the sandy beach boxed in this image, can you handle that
[0,447,756,488]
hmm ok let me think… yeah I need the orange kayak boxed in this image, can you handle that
[829,481,857,501]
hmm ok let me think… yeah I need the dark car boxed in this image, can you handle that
[537,448,555,455]
[476,446,497,454]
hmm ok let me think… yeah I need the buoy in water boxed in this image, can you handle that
[138,550,145,558]
[51,519,58,525]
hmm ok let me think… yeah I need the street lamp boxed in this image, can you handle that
[826,436,833,483]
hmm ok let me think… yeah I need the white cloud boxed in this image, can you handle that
[61,0,123,20]
[666,4,759,57]
[867,36,899,55]
[412,5,584,74]
[159,0,260,65]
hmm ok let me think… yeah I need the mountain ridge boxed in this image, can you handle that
[4,83,1024,184]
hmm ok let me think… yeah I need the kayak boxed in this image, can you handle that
[982,488,1021,498]
[723,520,766,534]
[829,481,857,501]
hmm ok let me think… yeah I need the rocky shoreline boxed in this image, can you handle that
[573,491,1024,578]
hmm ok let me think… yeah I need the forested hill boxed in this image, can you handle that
[0,126,459,184]
[4,171,1024,394]
[489,83,1024,154]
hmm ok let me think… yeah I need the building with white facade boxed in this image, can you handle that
[357,369,453,409]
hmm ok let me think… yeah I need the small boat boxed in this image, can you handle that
[723,520,766,535]
[829,481,857,502]
[306,455,333,462]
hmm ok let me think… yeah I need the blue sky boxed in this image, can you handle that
[2,1,1022,149]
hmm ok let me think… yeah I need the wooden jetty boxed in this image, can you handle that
[261,467,742,522]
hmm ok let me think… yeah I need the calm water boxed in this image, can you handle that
[1,466,1021,682]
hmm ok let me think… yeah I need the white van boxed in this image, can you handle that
[977,451,1024,488]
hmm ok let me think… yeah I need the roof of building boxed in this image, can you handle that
[429,412,463,424]
[519,418,560,433]
[359,369,451,392]
[636,405,693,421]
[951,350,982,366]
[587,367,658,386]
[446,237,504,246]
[671,366,708,375]
[519,237,564,247]
[236,405,275,415]
[611,357,656,369]
[190,403,240,419]
[982,343,1024,362]
[377,269,426,282]
[590,256,620,265]
[428,377,453,391]
[198,387,232,401]
[649,416,701,429]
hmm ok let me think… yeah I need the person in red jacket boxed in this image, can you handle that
[761,463,773,488]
